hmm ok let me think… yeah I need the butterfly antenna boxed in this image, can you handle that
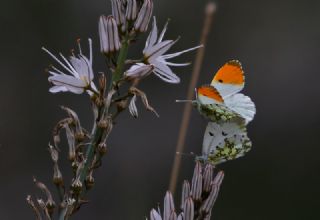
[176,151,196,158]
[194,88,198,99]
[176,99,193,103]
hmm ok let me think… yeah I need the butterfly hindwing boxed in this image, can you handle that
[224,93,256,124]
[201,121,252,165]
[211,60,245,98]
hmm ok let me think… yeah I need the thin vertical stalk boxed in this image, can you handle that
[169,2,216,195]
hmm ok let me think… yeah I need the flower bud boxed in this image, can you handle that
[180,180,190,210]
[212,170,224,186]
[183,198,194,220]
[177,213,184,220]
[190,161,202,201]
[134,0,153,32]
[203,164,214,193]
[163,191,175,220]
[99,15,121,54]
[200,184,219,214]
[111,0,125,26]
[126,0,137,21]
[150,209,162,220]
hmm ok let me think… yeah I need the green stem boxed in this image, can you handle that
[58,35,131,220]
[112,39,129,83]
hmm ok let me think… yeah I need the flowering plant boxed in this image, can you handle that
[27,1,206,219]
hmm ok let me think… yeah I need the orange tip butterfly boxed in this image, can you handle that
[195,60,256,124]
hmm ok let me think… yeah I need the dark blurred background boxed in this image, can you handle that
[0,0,320,219]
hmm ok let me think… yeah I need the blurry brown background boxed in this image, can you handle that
[0,0,319,219]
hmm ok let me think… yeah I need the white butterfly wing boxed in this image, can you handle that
[224,93,256,124]
[202,121,252,165]
[211,82,243,98]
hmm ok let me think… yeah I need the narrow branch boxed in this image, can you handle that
[169,2,216,195]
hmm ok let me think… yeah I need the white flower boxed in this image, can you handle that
[138,17,202,83]
[42,39,97,95]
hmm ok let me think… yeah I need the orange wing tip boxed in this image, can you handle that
[198,86,224,103]
[213,60,245,85]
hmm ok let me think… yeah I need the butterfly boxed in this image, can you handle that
[195,60,256,125]
[193,60,256,164]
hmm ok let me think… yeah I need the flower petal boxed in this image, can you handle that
[145,16,158,50]
[129,95,138,118]
[153,61,180,83]
[161,45,203,59]
[49,85,68,93]
[49,74,86,94]
[145,39,177,63]
[158,19,169,43]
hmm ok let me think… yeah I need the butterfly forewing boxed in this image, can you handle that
[211,60,245,98]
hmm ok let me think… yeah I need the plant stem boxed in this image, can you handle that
[58,35,131,220]
[112,38,129,83]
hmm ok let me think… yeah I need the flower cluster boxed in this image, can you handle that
[43,0,200,96]
[149,162,224,220]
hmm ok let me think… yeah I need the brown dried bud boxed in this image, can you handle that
[48,144,59,163]
[71,161,79,173]
[26,195,41,220]
[33,178,56,211]
[129,87,159,117]
[53,164,63,185]
[65,125,76,161]
[85,172,95,190]
[71,178,83,195]
[98,73,107,95]
[98,143,108,155]
[61,106,83,135]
